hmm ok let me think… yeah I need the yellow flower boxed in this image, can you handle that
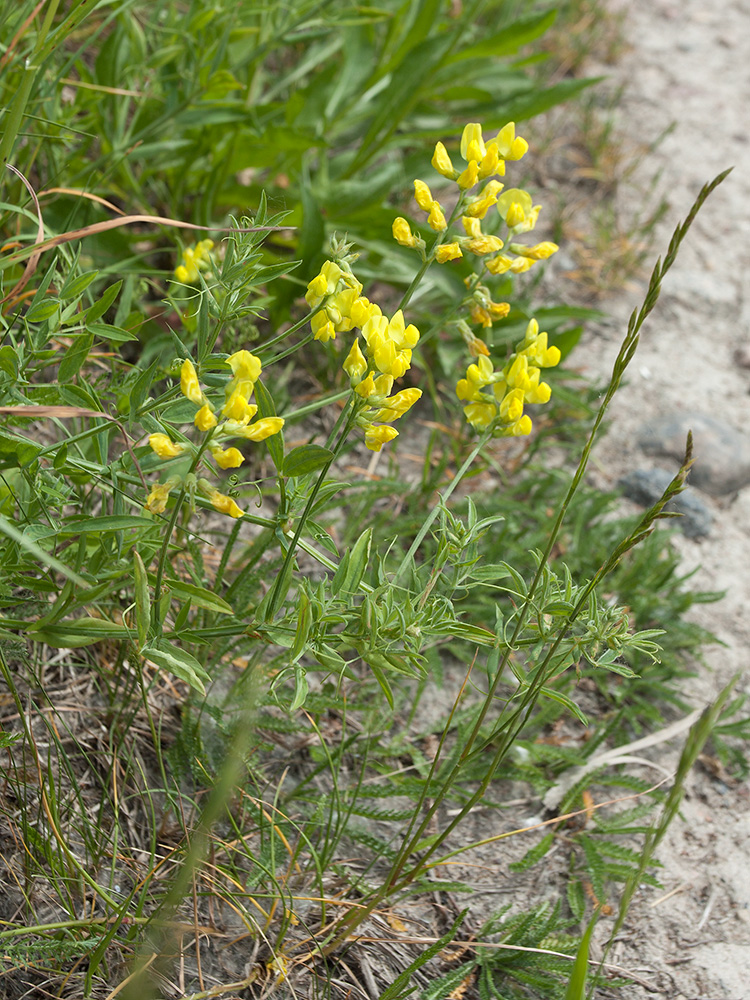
[478,142,503,180]
[495,122,528,161]
[464,235,504,255]
[200,481,244,519]
[511,241,559,260]
[464,181,504,219]
[222,350,261,414]
[364,425,399,452]
[174,239,214,283]
[194,404,217,431]
[435,242,463,263]
[496,188,532,224]
[180,359,205,406]
[460,123,486,163]
[210,445,244,469]
[485,254,514,275]
[148,433,187,459]
[392,217,418,247]
[462,216,483,238]
[387,311,420,350]
[470,303,493,328]
[230,416,284,441]
[510,257,535,274]
[351,296,380,329]
[373,387,422,423]
[463,400,496,430]
[305,260,343,306]
[355,373,376,398]
[456,160,479,190]
[518,319,561,368]
[432,141,457,179]
[145,475,182,514]
[498,387,525,423]
[427,202,447,231]
[413,180,434,212]
[343,338,368,383]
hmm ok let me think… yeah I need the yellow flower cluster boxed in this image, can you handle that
[174,239,215,283]
[145,350,284,518]
[456,319,561,436]
[392,123,558,278]
[306,260,423,451]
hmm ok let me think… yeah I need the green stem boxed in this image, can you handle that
[263,396,359,621]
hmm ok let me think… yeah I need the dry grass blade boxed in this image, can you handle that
[1,163,294,306]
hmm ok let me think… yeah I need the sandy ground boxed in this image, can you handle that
[559,0,750,994]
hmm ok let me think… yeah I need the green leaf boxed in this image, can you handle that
[83,280,122,324]
[141,639,211,695]
[25,299,59,323]
[282,444,333,477]
[447,11,556,63]
[0,346,19,379]
[564,911,598,1000]
[31,617,129,647]
[58,332,93,382]
[163,578,234,615]
[59,270,99,301]
[59,515,157,535]
[87,322,138,343]
[290,665,309,711]
[331,527,371,594]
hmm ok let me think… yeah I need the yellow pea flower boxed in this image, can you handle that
[392,217,418,247]
[464,235,504,255]
[355,373,376,399]
[478,142,504,180]
[145,475,182,514]
[174,239,214,283]
[234,417,285,442]
[210,445,245,469]
[432,141,457,179]
[181,359,205,406]
[460,123,486,163]
[496,188,533,225]
[364,425,399,452]
[511,241,559,260]
[373,388,422,423]
[435,242,463,263]
[456,160,479,190]
[199,480,244,518]
[495,122,528,161]
[194,404,217,431]
[427,202,447,231]
[485,254,514,275]
[413,180,434,211]
[462,216,483,238]
[498,387,525,423]
[343,338,368,383]
[463,401,496,430]
[148,433,187,459]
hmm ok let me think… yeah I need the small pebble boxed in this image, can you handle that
[637,412,750,495]
[619,468,713,539]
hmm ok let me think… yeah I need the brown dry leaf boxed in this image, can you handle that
[448,969,476,1000]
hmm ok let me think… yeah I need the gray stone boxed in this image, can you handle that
[618,468,713,539]
[637,412,750,495]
